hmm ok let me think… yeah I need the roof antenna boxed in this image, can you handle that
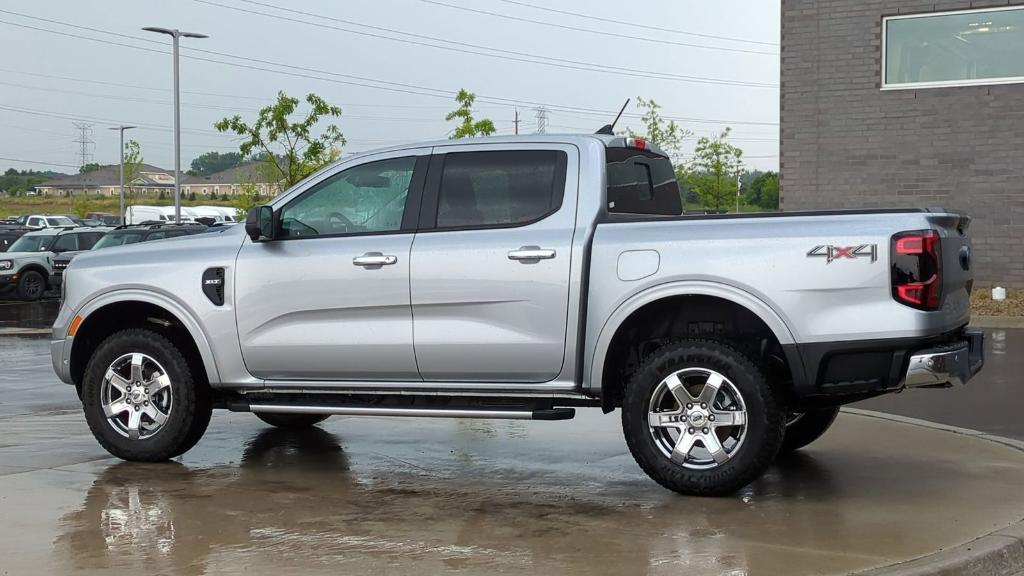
[595,99,630,135]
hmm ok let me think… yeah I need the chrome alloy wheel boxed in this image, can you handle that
[647,367,748,469]
[101,353,173,440]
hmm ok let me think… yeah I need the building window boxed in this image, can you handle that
[883,6,1024,89]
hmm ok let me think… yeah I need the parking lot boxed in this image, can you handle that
[0,298,1022,575]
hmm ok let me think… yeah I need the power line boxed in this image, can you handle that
[195,0,776,87]
[492,0,779,47]
[0,156,80,169]
[417,0,777,56]
[0,13,779,127]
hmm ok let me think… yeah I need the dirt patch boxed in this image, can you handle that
[972,287,1024,317]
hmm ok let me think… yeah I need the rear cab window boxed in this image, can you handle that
[434,150,567,229]
[605,146,682,216]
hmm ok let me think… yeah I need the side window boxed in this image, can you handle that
[605,148,682,216]
[28,217,42,227]
[164,231,186,239]
[80,233,102,249]
[435,150,566,229]
[146,231,168,241]
[51,234,78,252]
[279,156,417,239]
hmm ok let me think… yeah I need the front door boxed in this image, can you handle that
[235,150,429,381]
[410,144,578,383]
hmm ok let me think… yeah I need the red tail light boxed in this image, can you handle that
[891,229,942,310]
[625,137,648,150]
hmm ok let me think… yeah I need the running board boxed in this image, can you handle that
[233,402,575,421]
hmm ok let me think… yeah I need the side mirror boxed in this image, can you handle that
[245,205,275,242]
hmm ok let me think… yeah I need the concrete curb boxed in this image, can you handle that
[971,316,1024,329]
[844,408,1024,576]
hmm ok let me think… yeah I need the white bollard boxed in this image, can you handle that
[992,286,1007,301]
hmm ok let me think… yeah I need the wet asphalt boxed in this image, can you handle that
[2,299,1024,575]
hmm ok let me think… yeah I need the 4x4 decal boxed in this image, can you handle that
[807,244,878,264]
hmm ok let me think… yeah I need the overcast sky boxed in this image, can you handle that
[0,0,780,174]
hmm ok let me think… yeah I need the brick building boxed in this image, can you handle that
[780,1,1024,286]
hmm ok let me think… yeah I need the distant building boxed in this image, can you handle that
[780,1,1024,287]
[36,162,281,198]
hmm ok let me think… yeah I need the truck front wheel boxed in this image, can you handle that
[781,407,840,452]
[81,328,212,462]
[622,339,785,496]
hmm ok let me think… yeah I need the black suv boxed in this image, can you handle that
[50,222,208,287]
[0,221,33,252]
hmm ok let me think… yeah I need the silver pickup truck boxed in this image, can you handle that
[51,134,984,496]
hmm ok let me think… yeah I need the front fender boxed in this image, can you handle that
[585,280,797,395]
[64,288,221,385]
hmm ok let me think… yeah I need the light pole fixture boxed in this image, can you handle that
[107,125,135,224]
[142,26,208,223]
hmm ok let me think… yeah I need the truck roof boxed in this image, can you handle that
[343,133,668,161]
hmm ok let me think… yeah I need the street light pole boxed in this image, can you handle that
[142,26,208,223]
[107,126,135,224]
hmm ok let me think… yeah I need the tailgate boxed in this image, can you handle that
[926,211,973,322]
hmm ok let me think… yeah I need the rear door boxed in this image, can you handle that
[410,143,578,383]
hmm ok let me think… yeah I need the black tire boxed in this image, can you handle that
[255,413,330,429]
[82,328,212,462]
[17,269,45,301]
[622,339,785,497]
[781,407,840,452]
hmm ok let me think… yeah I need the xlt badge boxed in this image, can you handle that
[807,244,878,264]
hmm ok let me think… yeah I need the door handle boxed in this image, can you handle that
[508,246,556,261]
[353,252,397,267]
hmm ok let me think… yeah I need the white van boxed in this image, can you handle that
[125,206,197,225]
[192,206,235,223]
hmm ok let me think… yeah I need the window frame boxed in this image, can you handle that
[270,153,429,242]
[881,5,1024,91]
[418,147,569,233]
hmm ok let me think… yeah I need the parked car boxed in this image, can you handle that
[53,134,983,496]
[195,205,239,222]
[50,222,208,289]
[1,226,108,299]
[21,214,76,229]
[0,222,33,252]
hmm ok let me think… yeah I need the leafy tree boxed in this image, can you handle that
[215,91,345,189]
[79,163,101,174]
[685,128,744,213]
[745,170,779,210]
[188,151,245,177]
[188,191,197,202]
[445,89,496,139]
[121,139,143,206]
[627,97,690,159]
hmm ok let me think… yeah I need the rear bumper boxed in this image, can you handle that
[904,329,984,389]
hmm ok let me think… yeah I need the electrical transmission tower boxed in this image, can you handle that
[72,122,95,169]
[534,106,548,134]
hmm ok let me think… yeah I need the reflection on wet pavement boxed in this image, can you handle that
[0,298,58,330]
[1,411,1023,576]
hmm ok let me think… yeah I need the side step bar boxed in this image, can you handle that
[233,402,575,421]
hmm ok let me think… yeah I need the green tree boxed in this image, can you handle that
[745,170,779,210]
[188,151,244,176]
[215,91,345,189]
[121,139,143,206]
[445,89,496,139]
[79,163,101,174]
[627,97,690,159]
[685,128,744,213]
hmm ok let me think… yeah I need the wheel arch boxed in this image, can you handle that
[588,281,803,412]
[69,291,220,387]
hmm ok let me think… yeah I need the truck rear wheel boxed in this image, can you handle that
[781,407,840,452]
[255,413,330,429]
[81,328,212,462]
[622,339,785,496]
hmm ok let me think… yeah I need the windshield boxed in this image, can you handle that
[8,234,55,252]
[93,232,144,250]
[46,217,75,227]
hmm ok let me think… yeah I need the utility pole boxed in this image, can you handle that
[513,107,520,135]
[72,122,94,170]
[108,126,136,224]
[735,170,742,213]
[534,106,548,134]
[143,26,208,223]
